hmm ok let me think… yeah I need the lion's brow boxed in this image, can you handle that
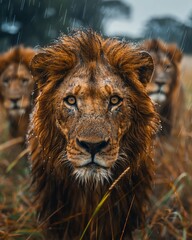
[89,68,96,84]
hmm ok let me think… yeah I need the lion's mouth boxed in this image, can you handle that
[12,105,20,110]
[78,162,109,170]
[4,101,28,115]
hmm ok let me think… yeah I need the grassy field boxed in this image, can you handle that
[0,55,192,239]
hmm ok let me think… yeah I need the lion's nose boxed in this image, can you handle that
[10,97,21,104]
[156,78,166,86]
[76,138,109,156]
[10,97,21,108]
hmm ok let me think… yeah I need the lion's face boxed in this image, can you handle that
[55,66,131,182]
[142,39,182,111]
[146,51,176,107]
[0,63,34,117]
[30,30,158,186]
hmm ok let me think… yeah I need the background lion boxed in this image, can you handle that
[28,30,159,239]
[141,39,183,135]
[0,46,36,138]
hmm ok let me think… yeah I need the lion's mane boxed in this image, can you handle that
[28,30,159,239]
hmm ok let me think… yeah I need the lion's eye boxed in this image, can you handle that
[22,78,29,85]
[165,64,172,70]
[3,78,9,86]
[110,95,122,106]
[64,96,76,106]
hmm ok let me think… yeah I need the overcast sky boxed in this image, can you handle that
[105,0,192,37]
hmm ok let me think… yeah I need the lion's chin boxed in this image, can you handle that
[149,92,166,104]
[73,166,112,186]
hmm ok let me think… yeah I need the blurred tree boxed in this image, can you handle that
[0,0,130,51]
[0,0,70,49]
[185,13,192,53]
[143,17,184,43]
[143,17,192,53]
[188,11,192,25]
[68,0,131,32]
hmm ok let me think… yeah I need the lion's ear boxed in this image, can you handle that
[0,52,10,75]
[137,51,154,86]
[30,52,50,88]
[19,46,36,68]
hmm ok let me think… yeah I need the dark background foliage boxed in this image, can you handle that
[0,0,192,53]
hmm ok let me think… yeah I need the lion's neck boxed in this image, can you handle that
[36,167,146,240]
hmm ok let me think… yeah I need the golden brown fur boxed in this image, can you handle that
[28,30,159,239]
[141,39,183,135]
[0,46,36,138]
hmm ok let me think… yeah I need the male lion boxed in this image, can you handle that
[0,46,36,138]
[28,30,159,239]
[141,39,183,135]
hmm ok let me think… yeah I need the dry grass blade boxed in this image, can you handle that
[0,137,24,151]
[6,148,29,173]
[80,167,130,240]
[154,172,188,208]
[120,195,135,240]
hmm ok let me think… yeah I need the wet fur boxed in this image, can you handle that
[28,30,159,239]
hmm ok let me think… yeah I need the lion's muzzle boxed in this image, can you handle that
[76,138,109,159]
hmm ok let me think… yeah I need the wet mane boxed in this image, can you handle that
[142,38,182,63]
[32,29,153,88]
[0,45,36,74]
[28,30,159,239]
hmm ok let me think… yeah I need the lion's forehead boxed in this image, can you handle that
[0,64,33,98]
[1,64,32,83]
[59,67,125,99]
[151,51,171,66]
